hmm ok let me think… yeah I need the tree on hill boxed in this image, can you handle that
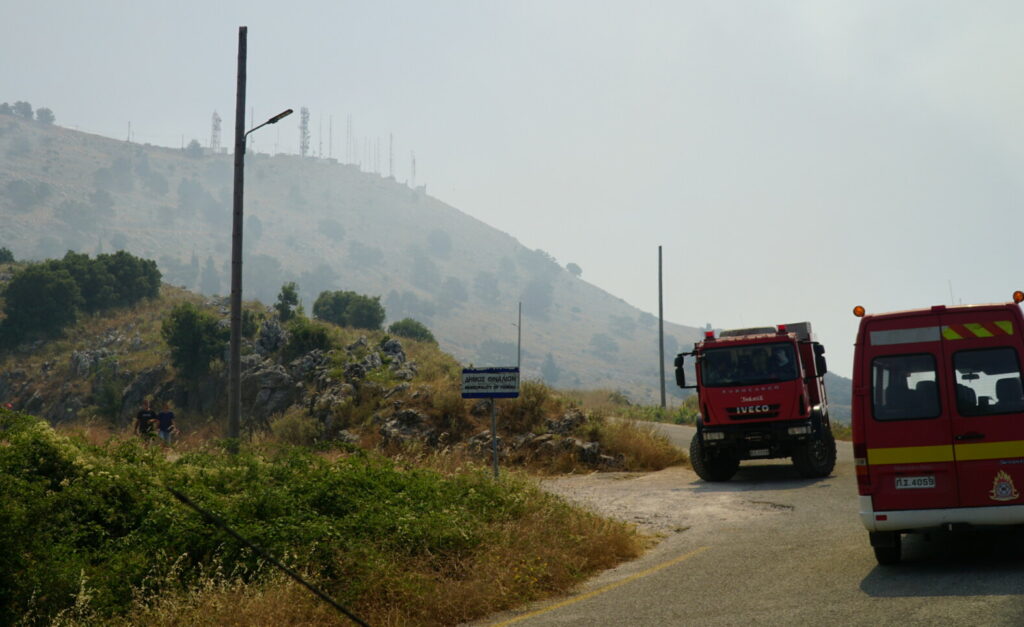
[185,139,203,158]
[0,247,13,263]
[0,263,83,345]
[161,303,228,380]
[388,318,436,343]
[35,107,54,125]
[0,103,11,115]
[313,290,385,330]
[12,101,33,120]
[566,262,582,278]
[275,282,300,322]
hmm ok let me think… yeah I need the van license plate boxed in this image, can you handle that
[895,475,935,489]
[749,448,770,457]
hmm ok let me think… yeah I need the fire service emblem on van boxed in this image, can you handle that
[989,470,1020,502]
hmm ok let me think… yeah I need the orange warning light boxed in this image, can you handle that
[1014,291,1024,304]
[853,305,866,317]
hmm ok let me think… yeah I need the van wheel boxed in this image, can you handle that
[792,430,836,478]
[870,532,901,565]
[689,436,739,482]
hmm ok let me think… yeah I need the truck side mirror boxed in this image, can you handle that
[813,343,828,376]
[674,353,696,388]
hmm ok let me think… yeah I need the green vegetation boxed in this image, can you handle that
[0,409,643,626]
[388,317,436,343]
[274,281,300,322]
[0,251,160,346]
[312,289,385,330]
[161,302,229,379]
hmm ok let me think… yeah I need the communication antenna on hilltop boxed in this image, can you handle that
[346,115,352,163]
[375,137,380,174]
[411,151,416,188]
[318,113,323,158]
[299,107,310,157]
[389,133,394,178]
[210,111,222,153]
[328,115,333,159]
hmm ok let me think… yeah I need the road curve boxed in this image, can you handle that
[471,423,1024,626]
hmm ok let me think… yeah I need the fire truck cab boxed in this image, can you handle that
[675,322,836,482]
[852,293,1024,564]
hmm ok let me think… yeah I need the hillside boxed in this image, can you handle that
[0,114,704,402]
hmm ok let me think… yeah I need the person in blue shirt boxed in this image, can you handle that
[156,400,178,445]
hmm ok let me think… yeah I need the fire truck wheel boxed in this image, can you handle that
[689,436,739,482]
[792,431,836,478]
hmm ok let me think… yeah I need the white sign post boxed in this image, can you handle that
[461,367,520,478]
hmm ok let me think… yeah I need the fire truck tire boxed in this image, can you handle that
[689,436,739,482]
[871,532,902,565]
[792,430,836,478]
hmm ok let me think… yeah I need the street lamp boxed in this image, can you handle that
[227,25,292,452]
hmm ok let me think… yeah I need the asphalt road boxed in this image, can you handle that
[471,423,1024,626]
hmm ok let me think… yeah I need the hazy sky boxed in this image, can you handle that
[5,1,1024,378]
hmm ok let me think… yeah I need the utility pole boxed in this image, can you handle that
[659,245,666,408]
[228,25,248,453]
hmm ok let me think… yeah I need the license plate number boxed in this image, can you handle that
[895,475,935,489]
[749,448,770,457]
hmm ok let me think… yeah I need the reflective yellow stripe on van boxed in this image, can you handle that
[942,321,1014,341]
[953,440,1024,461]
[867,445,954,465]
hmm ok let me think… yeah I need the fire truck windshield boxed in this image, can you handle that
[701,342,798,387]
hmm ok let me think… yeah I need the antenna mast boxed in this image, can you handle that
[210,111,222,153]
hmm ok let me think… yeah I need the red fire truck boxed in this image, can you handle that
[675,322,836,482]
[852,293,1024,564]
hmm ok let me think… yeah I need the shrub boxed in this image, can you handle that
[0,262,83,343]
[388,318,435,343]
[283,317,333,360]
[313,290,385,330]
[0,247,13,263]
[269,407,321,446]
[501,380,559,433]
[161,302,228,379]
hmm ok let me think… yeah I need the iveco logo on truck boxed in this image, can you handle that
[674,321,836,482]
[736,405,770,414]
[851,293,1024,565]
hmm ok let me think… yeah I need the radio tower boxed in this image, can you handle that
[411,151,416,188]
[299,107,310,157]
[389,133,394,178]
[210,112,222,152]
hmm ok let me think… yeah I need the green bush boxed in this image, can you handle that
[161,303,228,379]
[0,247,13,263]
[313,290,385,330]
[0,409,547,624]
[388,317,436,343]
[283,316,334,360]
[0,262,83,344]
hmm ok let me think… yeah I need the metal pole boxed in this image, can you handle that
[659,245,666,408]
[517,301,522,370]
[228,26,247,452]
[490,398,499,479]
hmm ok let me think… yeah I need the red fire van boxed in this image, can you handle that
[851,293,1024,564]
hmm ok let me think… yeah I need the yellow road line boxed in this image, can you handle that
[490,546,711,626]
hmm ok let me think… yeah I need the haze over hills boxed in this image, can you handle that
[0,111,854,413]
[0,113,707,402]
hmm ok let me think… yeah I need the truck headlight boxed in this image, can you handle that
[788,425,811,435]
[704,431,725,441]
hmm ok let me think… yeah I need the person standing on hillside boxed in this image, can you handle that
[156,400,178,446]
[134,399,158,441]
